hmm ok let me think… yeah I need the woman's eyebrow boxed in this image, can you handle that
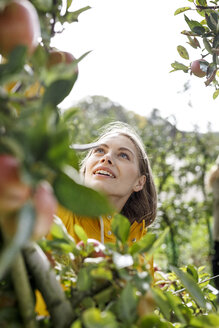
[119,147,135,156]
[97,144,135,156]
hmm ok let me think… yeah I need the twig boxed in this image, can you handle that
[11,251,37,328]
[196,5,219,10]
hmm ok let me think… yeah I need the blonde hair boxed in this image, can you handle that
[81,122,157,226]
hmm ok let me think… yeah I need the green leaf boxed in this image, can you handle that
[111,214,130,244]
[0,202,35,279]
[83,308,118,328]
[77,268,92,291]
[54,172,113,217]
[147,227,169,255]
[190,313,219,327]
[170,266,206,308]
[151,288,171,321]
[139,314,170,328]
[50,215,75,243]
[206,13,219,32]
[165,292,187,324]
[187,264,199,282]
[170,61,189,73]
[129,233,157,255]
[90,267,113,281]
[0,46,27,83]
[197,0,207,5]
[184,15,205,35]
[74,224,88,243]
[42,78,77,106]
[213,89,219,99]
[62,6,91,24]
[174,7,191,15]
[31,0,52,11]
[117,283,138,324]
[203,37,213,54]
[177,46,189,60]
[71,320,82,328]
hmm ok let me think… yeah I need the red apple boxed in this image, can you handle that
[0,0,41,56]
[77,238,105,258]
[191,59,208,78]
[0,155,30,214]
[32,181,57,240]
[47,49,78,74]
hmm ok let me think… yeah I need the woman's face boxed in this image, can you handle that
[83,134,146,211]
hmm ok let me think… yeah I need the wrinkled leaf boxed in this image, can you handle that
[174,7,191,15]
[177,45,189,60]
[170,61,189,73]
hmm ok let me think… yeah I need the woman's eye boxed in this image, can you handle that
[119,152,129,160]
[94,147,104,154]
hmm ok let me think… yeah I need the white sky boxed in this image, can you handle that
[52,0,219,132]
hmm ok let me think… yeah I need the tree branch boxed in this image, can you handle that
[23,242,75,328]
[11,251,37,328]
[196,5,219,10]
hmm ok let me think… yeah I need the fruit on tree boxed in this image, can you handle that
[32,181,57,240]
[0,155,30,214]
[190,59,208,78]
[0,0,41,56]
[47,49,78,74]
[77,238,106,258]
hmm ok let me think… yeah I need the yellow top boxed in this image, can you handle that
[35,205,147,315]
[56,205,147,244]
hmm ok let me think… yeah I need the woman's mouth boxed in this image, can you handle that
[93,169,116,178]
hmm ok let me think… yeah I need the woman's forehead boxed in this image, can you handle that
[98,133,139,155]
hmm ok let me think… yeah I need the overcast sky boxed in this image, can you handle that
[52,0,219,132]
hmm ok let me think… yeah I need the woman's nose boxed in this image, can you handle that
[100,154,113,165]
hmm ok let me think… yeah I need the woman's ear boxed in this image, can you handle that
[133,175,146,192]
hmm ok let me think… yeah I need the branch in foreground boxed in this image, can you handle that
[23,242,75,328]
[11,251,37,328]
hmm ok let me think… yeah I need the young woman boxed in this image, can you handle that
[36,121,157,315]
[56,121,157,244]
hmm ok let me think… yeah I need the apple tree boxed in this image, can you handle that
[0,1,219,327]
[171,0,219,98]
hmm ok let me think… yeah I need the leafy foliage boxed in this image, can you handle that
[172,0,219,96]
